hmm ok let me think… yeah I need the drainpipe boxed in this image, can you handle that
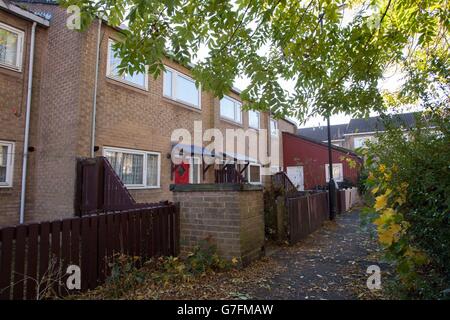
[19,22,37,224]
[90,19,102,157]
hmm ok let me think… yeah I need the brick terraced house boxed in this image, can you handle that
[0,0,296,226]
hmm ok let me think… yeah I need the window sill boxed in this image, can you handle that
[0,64,22,77]
[106,75,148,92]
[0,185,13,189]
[220,117,243,128]
[126,186,161,190]
[0,62,21,73]
[162,97,202,113]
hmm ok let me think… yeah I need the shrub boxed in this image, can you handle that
[184,238,232,274]
[97,239,233,298]
[105,254,147,298]
[144,238,232,284]
[362,109,450,299]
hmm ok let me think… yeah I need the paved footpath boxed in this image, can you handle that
[243,210,390,300]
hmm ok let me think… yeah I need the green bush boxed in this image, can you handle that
[185,238,232,274]
[99,239,233,297]
[362,109,450,299]
[105,254,147,298]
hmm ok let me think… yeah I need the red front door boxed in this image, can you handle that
[174,162,190,184]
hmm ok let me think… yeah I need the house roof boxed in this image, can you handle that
[346,112,418,134]
[298,112,420,142]
[1,0,50,26]
[297,123,348,141]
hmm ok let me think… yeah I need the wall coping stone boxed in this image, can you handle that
[170,183,263,192]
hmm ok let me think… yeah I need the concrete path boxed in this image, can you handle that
[243,210,390,300]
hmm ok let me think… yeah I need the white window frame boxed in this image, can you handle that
[0,140,15,188]
[247,163,262,184]
[353,136,371,149]
[220,95,242,124]
[325,163,344,182]
[270,118,278,136]
[249,110,260,129]
[103,146,160,189]
[187,156,201,184]
[163,65,202,109]
[0,23,24,71]
[106,39,149,90]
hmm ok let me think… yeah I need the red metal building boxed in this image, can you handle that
[282,132,362,190]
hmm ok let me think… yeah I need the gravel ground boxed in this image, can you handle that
[243,209,392,300]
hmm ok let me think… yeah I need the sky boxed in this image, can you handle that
[231,70,421,129]
[195,3,423,129]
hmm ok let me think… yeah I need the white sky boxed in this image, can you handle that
[231,70,420,129]
[193,4,422,129]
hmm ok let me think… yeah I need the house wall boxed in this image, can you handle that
[282,132,361,189]
[0,3,298,225]
[0,9,47,225]
[21,3,86,223]
[92,25,219,203]
[342,134,376,150]
[277,118,297,167]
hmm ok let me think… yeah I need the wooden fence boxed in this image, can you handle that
[76,157,168,215]
[286,191,329,244]
[0,203,179,300]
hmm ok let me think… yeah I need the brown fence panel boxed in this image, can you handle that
[88,216,99,290]
[0,203,179,300]
[39,222,50,295]
[12,225,26,300]
[286,191,329,245]
[0,227,13,300]
[97,215,107,283]
[25,224,39,300]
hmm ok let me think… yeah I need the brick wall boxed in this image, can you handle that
[23,3,85,223]
[173,184,264,265]
[0,10,47,225]
[1,3,298,226]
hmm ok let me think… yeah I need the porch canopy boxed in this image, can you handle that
[171,143,258,179]
[170,143,257,163]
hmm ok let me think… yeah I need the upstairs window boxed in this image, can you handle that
[0,23,24,71]
[104,147,160,188]
[0,141,14,187]
[106,39,148,90]
[354,136,372,149]
[220,96,242,124]
[249,110,260,129]
[163,67,201,108]
[270,119,278,136]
